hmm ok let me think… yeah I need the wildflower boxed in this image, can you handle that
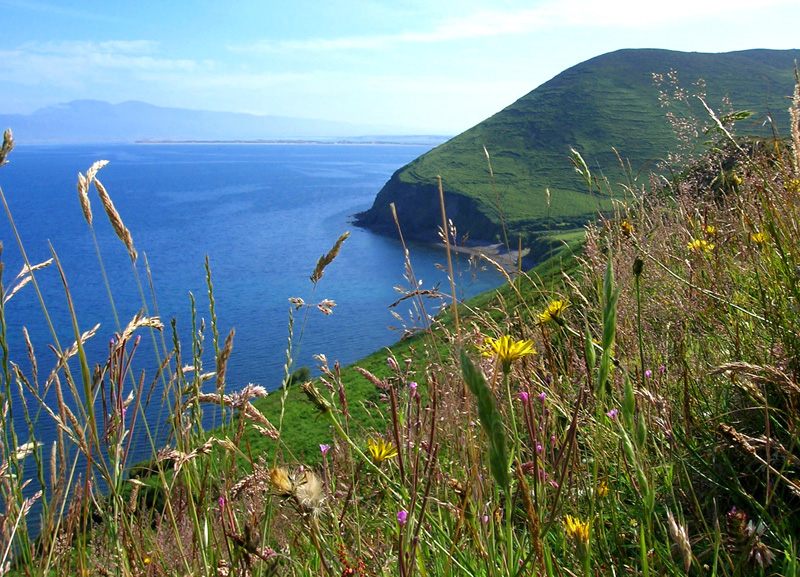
[620,220,635,237]
[563,514,591,561]
[687,238,714,254]
[645,369,652,378]
[397,510,408,526]
[387,357,398,371]
[606,409,619,419]
[319,444,331,456]
[482,335,536,373]
[144,557,151,565]
[409,381,418,395]
[269,467,293,496]
[367,438,398,463]
[519,391,529,404]
[595,480,609,499]
[788,178,800,193]
[750,231,768,244]
[705,225,717,236]
[538,392,547,404]
[539,300,570,325]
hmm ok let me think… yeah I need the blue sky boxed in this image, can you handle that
[1,0,799,133]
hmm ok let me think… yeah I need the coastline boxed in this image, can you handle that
[433,241,530,273]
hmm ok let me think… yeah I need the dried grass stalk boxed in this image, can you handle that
[310,231,349,284]
[0,129,13,167]
[94,178,137,262]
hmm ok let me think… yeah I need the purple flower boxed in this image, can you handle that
[519,391,529,404]
[660,365,666,374]
[397,510,408,526]
[645,369,652,378]
[538,392,547,404]
[409,381,418,393]
[319,444,331,456]
[536,443,543,453]
[218,497,226,508]
[387,357,398,371]
[606,409,619,419]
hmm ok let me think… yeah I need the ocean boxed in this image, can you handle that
[0,142,506,461]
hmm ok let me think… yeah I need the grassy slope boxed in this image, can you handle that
[246,239,583,464]
[356,48,800,248]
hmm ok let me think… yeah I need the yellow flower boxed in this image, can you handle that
[269,467,293,495]
[788,178,800,193]
[144,557,151,565]
[367,438,398,463]
[564,514,591,560]
[687,238,714,255]
[595,480,609,499]
[750,231,768,244]
[483,335,536,373]
[620,220,634,237]
[539,300,570,325]
[704,225,717,236]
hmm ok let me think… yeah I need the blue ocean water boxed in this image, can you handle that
[0,143,506,457]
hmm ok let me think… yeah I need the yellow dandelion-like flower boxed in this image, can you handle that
[620,220,634,237]
[595,480,609,499]
[367,438,398,463]
[539,300,570,325]
[564,514,591,543]
[269,467,293,496]
[564,514,591,561]
[687,238,714,255]
[704,225,717,236]
[482,335,536,373]
[144,557,151,565]
[750,232,768,244]
[788,178,800,193]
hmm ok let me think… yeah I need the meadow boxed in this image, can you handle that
[0,67,799,576]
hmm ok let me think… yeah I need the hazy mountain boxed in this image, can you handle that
[0,100,420,142]
[355,48,800,250]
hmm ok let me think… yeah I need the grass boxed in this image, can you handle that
[1,64,800,576]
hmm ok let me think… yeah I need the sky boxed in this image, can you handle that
[1,0,799,134]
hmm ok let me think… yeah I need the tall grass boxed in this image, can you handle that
[0,65,799,576]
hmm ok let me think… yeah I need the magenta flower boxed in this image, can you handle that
[397,510,408,526]
[519,391,529,404]
[645,369,652,378]
[320,444,331,456]
[606,409,619,419]
[538,392,547,404]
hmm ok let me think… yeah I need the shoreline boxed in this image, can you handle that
[432,241,530,273]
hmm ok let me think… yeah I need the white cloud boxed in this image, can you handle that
[232,0,798,54]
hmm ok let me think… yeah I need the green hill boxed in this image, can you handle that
[354,48,800,253]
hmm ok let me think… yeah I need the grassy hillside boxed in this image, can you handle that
[356,48,800,253]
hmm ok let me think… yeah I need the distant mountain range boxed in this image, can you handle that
[0,100,441,143]
[355,48,800,252]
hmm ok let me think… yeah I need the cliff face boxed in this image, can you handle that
[354,169,497,242]
[355,48,800,247]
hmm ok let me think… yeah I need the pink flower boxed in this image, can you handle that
[397,510,408,526]
[320,444,331,456]
[606,409,619,419]
[538,392,547,404]
[645,369,652,378]
[519,391,529,404]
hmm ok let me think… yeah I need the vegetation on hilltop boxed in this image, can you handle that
[356,48,800,256]
[1,60,800,576]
